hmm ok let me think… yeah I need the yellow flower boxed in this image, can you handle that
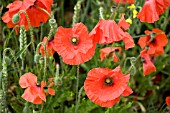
[126,18,132,24]
[133,10,138,18]
[127,4,136,10]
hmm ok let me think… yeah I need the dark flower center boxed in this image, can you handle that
[36,82,41,87]
[34,108,39,111]
[71,37,79,45]
[104,77,113,86]
[44,86,48,93]
[150,56,155,63]
[150,39,156,44]
[141,57,146,64]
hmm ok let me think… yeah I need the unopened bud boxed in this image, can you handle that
[4,56,11,65]
[12,14,20,24]
[34,54,41,63]
[39,57,44,64]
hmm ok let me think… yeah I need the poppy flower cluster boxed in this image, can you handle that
[19,72,55,104]
[52,23,96,65]
[84,66,133,107]
[138,28,168,76]
[2,0,53,30]
[137,0,170,23]
[90,14,135,50]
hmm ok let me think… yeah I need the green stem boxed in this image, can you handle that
[75,65,80,113]
[75,86,84,113]
[132,34,150,38]
[81,0,90,23]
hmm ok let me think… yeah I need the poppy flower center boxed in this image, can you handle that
[141,57,146,63]
[36,82,41,87]
[150,39,156,44]
[104,77,113,86]
[71,37,79,45]
[44,86,48,93]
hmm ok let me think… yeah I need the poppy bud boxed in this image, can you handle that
[33,108,39,113]
[39,57,44,64]
[4,56,11,65]
[34,54,41,63]
[130,57,136,64]
[23,103,30,113]
[111,5,116,13]
[12,14,20,24]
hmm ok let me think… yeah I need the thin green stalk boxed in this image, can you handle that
[75,86,84,113]
[81,0,90,23]
[132,34,150,38]
[75,65,80,113]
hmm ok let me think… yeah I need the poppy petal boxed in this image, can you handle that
[48,88,55,96]
[19,72,37,88]
[166,96,170,106]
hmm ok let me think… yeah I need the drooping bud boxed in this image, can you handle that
[39,57,44,64]
[34,54,41,64]
[4,56,11,65]
[12,14,20,24]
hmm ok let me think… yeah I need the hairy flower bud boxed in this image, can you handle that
[12,14,20,24]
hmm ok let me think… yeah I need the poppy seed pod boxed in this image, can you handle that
[49,18,56,27]
[12,13,20,24]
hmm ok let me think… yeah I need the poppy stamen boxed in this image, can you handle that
[104,77,113,86]
[71,37,79,45]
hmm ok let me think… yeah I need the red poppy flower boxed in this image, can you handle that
[42,80,55,96]
[39,37,55,57]
[84,66,133,107]
[19,72,55,104]
[2,1,22,29]
[166,96,170,106]
[113,0,135,4]
[138,28,168,56]
[90,19,125,44]
[90,19,134,50]
[137,0,170,23]
[20,0,53,29]
[100,47,122,62]
[140,50,156,76]
[2,0,52,30]
[52,23,96,65]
